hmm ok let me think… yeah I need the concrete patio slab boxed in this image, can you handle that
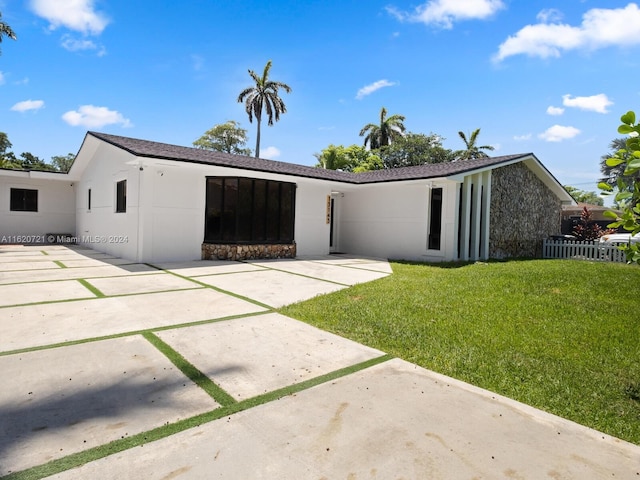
[0,251,118,263]
[299,255,393,270]
[0,289,266,352]
[0,248,45,255]
[0,336,219,475]
[0,264,160,285]
[155,313,384,400]
[55,257,138,268]
[84,272,199,296]
[0,279,95,307]
[250,258,390,285]
[47,358,640,479]
[0,261,61,272]
[195,269,345,307]
[0,255,54,263]
[154,260,266,277]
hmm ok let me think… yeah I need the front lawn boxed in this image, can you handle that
[280,259,640,445]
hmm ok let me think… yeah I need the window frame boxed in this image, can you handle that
[204,176,296,244]
[115,180,127,213]
[10,188,38,212]
[427,187,443,251]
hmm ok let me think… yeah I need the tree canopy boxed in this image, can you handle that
[0,132,73,172]
[564,185,604,206]
[237,60,291,158]
[314,144,382,172]
[0,11,16,55]
[599,138,637,200]
[455,128,494,160]
[379,133,455,169]
[598,110,640,264]
[359,107,406,149]
[193,121,252,156]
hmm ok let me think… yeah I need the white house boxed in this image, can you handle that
[0,131,574,263]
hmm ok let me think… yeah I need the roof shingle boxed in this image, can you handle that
[88,131,532,184]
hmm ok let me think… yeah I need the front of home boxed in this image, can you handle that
[0,131,574,263]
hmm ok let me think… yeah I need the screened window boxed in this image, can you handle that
[205,177,295,244]
[116,180,126,213]
[428,187,443,250]
[10,188,38,212]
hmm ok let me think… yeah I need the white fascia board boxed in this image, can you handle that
[0,168,71,181]
[447,154,576,206]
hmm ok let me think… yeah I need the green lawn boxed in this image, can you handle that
[280,259,640,445]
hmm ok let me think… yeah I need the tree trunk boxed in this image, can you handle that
[255,116,261,158]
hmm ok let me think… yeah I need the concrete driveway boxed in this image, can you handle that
[0,245,638,479]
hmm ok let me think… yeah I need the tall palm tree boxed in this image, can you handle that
[359,107,406,150]
[237,60,291,158]
[0,12,17,54]
[456,128,494,160]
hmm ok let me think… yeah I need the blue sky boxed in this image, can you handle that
[2,1,640,200]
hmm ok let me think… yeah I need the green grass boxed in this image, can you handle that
[280,259,640,445]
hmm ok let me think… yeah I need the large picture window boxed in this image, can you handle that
[205,177,295,244]
[10,188,38,212]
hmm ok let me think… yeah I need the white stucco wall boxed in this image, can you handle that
[338,179,459,261]
[75,139,141,260]
[75,138,339,262]
[0,171,76,243]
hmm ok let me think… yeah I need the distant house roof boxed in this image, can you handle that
[86,131,535,185]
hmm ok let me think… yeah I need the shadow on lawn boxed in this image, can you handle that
[0,364,240,476]
[390,257,545,269]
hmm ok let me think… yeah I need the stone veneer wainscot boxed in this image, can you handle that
[489,162,561,259]
[202,243,296,261]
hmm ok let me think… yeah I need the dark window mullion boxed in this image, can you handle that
[250,179,255,242]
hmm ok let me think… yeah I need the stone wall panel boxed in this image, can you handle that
[489,163,561,258]
[202,243,297,261]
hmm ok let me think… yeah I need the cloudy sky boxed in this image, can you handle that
[2,0,639,199]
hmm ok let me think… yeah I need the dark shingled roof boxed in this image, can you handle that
[88,131,533,184]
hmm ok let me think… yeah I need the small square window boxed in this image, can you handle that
[10,188,38,212]
[116,180,126,213]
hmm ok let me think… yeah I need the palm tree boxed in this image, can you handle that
[455,128,494,160]
[359,107,406,150]
[237,60,291,158]
[0,12,16,54]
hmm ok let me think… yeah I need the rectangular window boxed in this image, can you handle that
[205,177,295,244]
[10,188,38,212]
[87,188,92,211]
[116,180,127,213]
[428,187,443,250]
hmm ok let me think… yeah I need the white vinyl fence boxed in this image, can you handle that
[543,239,627,263]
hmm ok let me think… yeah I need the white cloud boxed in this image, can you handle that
[62,105,132,128]
[538,125,581,142]
[536,8,563,24]
[513,133,532,141]
[0,72,4,86]
[30,0,109,35]
[546,106,565,116]
[11,99,45,112]
[494,3,640,62]
[259,146,280,159]
[562,93,612,113]
[388,0,505,29]
[355,79,397,100]
[61,34,106,55]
